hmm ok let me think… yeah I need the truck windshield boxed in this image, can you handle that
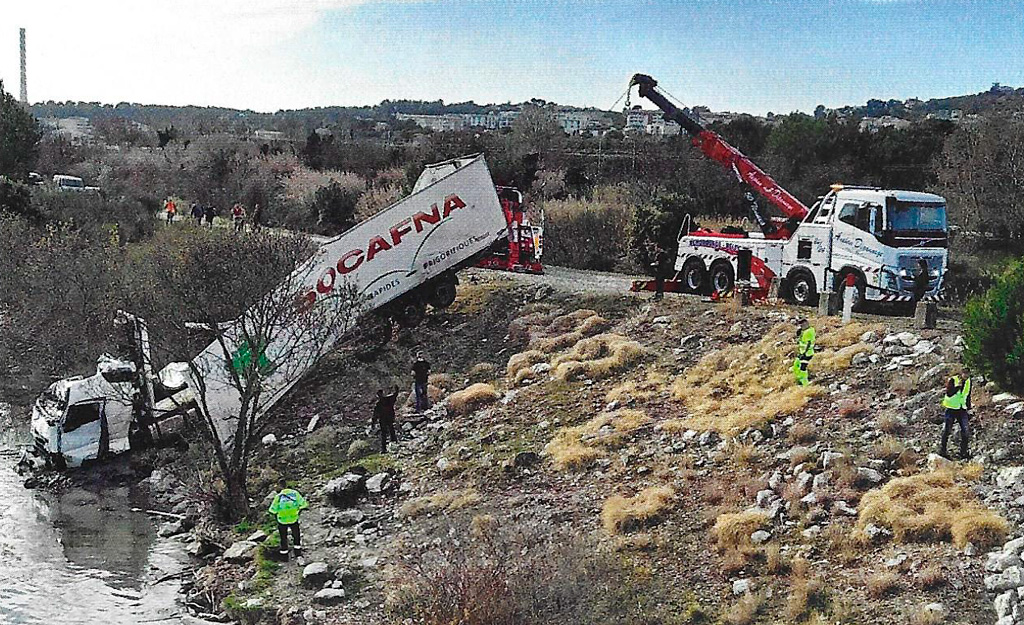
[887,201,946,233]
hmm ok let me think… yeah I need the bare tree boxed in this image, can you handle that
[135,229,361,519]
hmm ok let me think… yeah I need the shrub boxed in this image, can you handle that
[601,486,675,534]
[866,571,900,598]
[541,186,635,271]
[722,590,766,625]
[348,439,372,460]
[963,258,1024,394]
[788,422,817,444]
[918,564,946,590]
[551,333,647,381]
[546,410,650,470]
[448,383,500,415]
[398,489,482,519]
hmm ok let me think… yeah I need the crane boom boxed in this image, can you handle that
[630,74,810,235]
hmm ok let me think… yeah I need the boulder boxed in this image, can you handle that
[896,331,920,347]
[223,540,258,563]
[985,566,1024,592]
[323,472,366,506]
[801,525,821,539]
[993,393,1019,404]
[988,550,1023,574]
[751,530,771,545]
[261,433,277,446]
[302,562,332,588]
[864,523,891,541]
[997,467,1024,490]
[857,467,884,485]
[365,473,390,494]
[851,352,870,367]
[1004,536,1024,556]
[313,588,347,605]
[157,520,185,538]
[732,578,753,595]
[833,500,858,517]
[926,453,954,472]
[334,509,366,527]
[247,530,268,543]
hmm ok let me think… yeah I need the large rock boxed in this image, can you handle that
[334,509,366,527]
[157,520,185,538]
[223,540,258,563]
[993,393,1019,404]
[313,588,347,605]
[857,467,884,485]
[732,578,753,595]
[985,566,1024,592]
[995,589,1018,618]
[751,530,771,545]
[302,562,332,588]
[987,550,1022,573]
[997,467,1024,489]
[514,451,541,468]
[926,453,954,472]
[1004,536,1024,556]
[322,472,366,506]
[365,473,390,494]
[896,332,920,347]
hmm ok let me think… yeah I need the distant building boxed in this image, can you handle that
[859,116,912,132]
[926,109,963,122]
[253,129,285,142]
[41,116,93,143]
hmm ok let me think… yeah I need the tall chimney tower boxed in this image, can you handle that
[19,28,27,104]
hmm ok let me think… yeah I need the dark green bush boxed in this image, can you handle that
[963,258,1024,394]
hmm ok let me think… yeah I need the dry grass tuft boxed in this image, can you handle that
[764,543,788,575]
[838,398,870,419]
[670,319,875,435]
[545,409,651,470]
[909,605,945,625]
[530,311,611,353]
[822,522,863,565]
[712,509,771,550]
[788,422,817,444]
[469,514,498,539]
[448,383,501,415]
[866,570,901,598]
[468,362,497,382]
[605,370,671,404]
[877,413,904,434]
[722,590,767,625]
[552,333,647,382]
[816,342,872,370]
[871,435,907,462]
[785,575,827,622]
[506,350,547,379]
[399,489,482,518]
[857,468,1008,548]
[428,372,455,390]
[731,441,761,467]
[918,564,946,590]
[601,486,675,534]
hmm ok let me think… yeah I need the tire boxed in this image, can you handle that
[786,270,818,306]
[681,258,707,294]
[395,300,426,328]
[428,277,458,309]
[709,261,735,294]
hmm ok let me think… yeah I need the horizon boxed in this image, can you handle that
[1,1,1022,116]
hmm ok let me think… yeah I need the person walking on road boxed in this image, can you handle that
[649,242,668,301]
[940,371,972,459]
[792,318,816,386]
[232,203,246,233]
[412,352,430,412]
[252,203,263,231]
[190,202,203,224]
[204,203,216,227]
[268,477,309,560]
[164,198,176,224]
[372,386,399,453]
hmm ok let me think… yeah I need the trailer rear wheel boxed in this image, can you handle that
[681,258,707,294]
[428,276,458,309]
[396,300,427,328]
[709,261,735,294]
[786,270,818,306]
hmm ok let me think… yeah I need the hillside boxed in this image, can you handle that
[143,269,1024,625]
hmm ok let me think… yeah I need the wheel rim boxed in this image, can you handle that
[793,280,811,303]
[686,270,701,290]
[713,271,730,292]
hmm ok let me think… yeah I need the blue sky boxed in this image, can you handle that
[1,0,1021,114]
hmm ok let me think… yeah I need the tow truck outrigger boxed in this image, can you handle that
[628,73,948,309]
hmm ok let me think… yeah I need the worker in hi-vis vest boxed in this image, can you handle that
[268,477,309,559]
[940,372,973,459]
[792,318,816,386]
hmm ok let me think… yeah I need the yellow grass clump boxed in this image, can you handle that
[601,485,675,534]
[712,509,771,550]
[531,314,611,353]
[605,370,671,404]
[545,409,651,470]
[551,333,647,382]
[448,383,501,415]
[671,318,879,435]
[857,468,1008,548]
[398,489,481,518]
[506,349,547,381]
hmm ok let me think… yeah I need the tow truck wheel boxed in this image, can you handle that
[681,259,707,294]
[710,262,735,294]
[786,271,818,306]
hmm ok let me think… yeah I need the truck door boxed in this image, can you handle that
[58,401,108,466]
[792,224,832,288]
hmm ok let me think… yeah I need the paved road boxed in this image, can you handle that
[467,265,645,296]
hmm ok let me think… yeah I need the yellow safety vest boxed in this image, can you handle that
[798,327,816,359]
[942,376,971,410]
[268,488,308,525]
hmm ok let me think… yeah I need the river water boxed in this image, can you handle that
[0,402,188,625]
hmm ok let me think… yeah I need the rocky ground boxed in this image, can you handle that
[30,267,1024,625]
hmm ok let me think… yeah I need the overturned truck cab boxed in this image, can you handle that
[30,315,195,469]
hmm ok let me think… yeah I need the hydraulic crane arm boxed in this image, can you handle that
[630,74,810,235]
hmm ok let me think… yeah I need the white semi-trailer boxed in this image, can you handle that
[31,155,513,467]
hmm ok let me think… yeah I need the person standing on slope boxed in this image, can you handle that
[268,477,309,560]
[940,372,972,459]
[412,352,431,412]
[372,386,400,453]
[792,318,816,386]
